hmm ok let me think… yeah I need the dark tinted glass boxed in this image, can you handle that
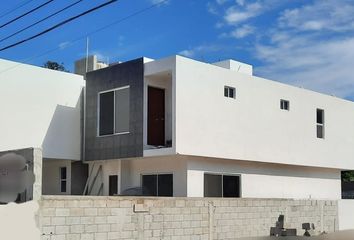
[280,100,289,110]
[284,101,289,110]
[317,125,324,138]
[317,109,324,124]
[224,87,228,97]
[229,88,235,98]
[158,174,173,196]
[142,175,157,196]
[223,175,240,197]
[115,88,130,133]
[109,175,118,196]
[60,167,66,179]
[61,180,67,192]
[204,174,222,197]
[99,91,114,135]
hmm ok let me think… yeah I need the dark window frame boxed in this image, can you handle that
[224,86,236,99]
[97,86,130,137]
[204,173,241,198]
[59,167,67,193]
[141,173,173,197]
[316,108,325,139]
[280,99,290,110]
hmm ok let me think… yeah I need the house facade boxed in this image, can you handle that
[1,55,354,200]
[82,55,354,199]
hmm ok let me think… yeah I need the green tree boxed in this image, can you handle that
[342,171,354,182]
[43,61,68,72]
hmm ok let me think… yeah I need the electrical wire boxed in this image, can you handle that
[0,0,84,43]
[0,0,118,52]
[0,0,168,74]
[0,0,35,20]
[0,0,55,29]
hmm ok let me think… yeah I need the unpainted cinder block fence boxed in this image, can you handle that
[38,196,338,240]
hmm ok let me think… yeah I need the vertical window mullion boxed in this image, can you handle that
[156,174,159,197]
[221,174,224,197]
[113,91,116,133]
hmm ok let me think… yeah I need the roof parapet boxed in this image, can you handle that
[212,59,253,76]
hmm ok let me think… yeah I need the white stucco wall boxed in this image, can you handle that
[86,160,121,196]
[186,156,341,199]
[338,200,354,230]
[0,58,85,160]
[172,56,354,170]
[89,156,187,197]
[42,159,72,195]
[121,156,187,197]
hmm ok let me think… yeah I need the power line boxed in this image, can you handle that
[0,0,118,52]
[0,0,55,29]
[0,0,168,74]
[0,0,35,20]
[0,0,84,43]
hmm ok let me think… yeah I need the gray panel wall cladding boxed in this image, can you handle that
[85,58,144,161]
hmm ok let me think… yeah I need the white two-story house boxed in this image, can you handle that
[83,55,354,199]
[0,58,86,199]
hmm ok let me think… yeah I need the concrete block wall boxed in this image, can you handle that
[38,196,338,240]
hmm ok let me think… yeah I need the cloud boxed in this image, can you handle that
[179,44,228,59]
[224,2,263,25]
[150,0,169,5]
[59,41,70,50]
[205,0,354,98]
[179,50,195,58]
[230,24,255,38]
[255,35,354,97]
[278,0,354,32]
[207,2,218,15]
[216,0,229,5]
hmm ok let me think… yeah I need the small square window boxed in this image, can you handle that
[280,99,289,110]
[224,86,236,99]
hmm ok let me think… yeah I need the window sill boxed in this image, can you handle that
[97,132,130,137]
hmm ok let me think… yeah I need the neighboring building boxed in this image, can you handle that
[83,55,354,199]
[0,58,86,198]
[74,55,108,77]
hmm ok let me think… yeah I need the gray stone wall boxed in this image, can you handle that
[38,196,338,240]
[85,58,144,161]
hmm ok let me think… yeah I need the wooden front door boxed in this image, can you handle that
[148,86,165,146]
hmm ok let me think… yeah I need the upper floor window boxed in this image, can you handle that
[98,86,130,136]
[224,86,236,99]
[280,99,289,110]
[316,109,324,139]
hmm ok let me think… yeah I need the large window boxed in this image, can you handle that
[60,167,67,193]
[316,109,324,139]
[142,174,173,196]
[98,86,130,136]
[204,173,240,198]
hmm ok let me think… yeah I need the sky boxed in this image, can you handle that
[0,0,354,100]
